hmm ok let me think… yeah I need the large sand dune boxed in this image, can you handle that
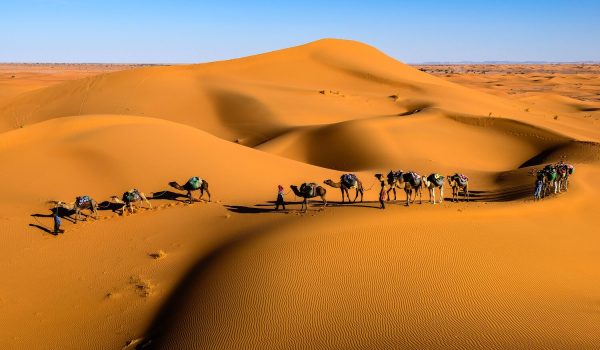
[1,40,599,349]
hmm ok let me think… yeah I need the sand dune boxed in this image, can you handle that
[1,40,600,349]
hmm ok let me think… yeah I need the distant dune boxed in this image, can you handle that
[1,39,599,349]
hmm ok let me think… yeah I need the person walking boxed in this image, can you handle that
[378,178,387,209]
[53,204,65,234]
[534,178,543,201]
[275,185,286,211]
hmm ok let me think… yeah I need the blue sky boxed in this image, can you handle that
[1,0,598,63]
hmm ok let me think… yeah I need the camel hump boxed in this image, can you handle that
[429,174,444,186]
[124,189,141,202]
[300,182,318,196]
[453,173,468,186]
[76,195,91,206]
[341,174,358,187]
[187,177,202,190]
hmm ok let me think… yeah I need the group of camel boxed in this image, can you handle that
[50,162,575,222]
[290,171,470,212]
[534,162,574,200]
[54,177,210,222]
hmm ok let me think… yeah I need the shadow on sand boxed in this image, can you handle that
[150,190,190,203]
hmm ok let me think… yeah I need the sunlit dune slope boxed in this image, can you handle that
[0,114,338,217]
[0,39,531,147]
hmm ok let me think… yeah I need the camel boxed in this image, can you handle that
[555,163,574,192]
[383,170,405,201]
[448,174,469,202]
[376,172,421,205]
[59,196,99,222]
[421,173,445,204]
[399,171,423,206]
[290,183,327,212]
[324,174,364,203]
[110,189,152,215]
[169,176,211,203]
[540,165,558,196]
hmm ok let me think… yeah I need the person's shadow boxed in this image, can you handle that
[30,207,74,235]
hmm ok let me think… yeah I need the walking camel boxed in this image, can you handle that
[383,170,405,201]
[400,171,423,206]
[110,189,152,215]
[421,174,445,204]
[59,196,99,222]
[290,183,327,212]
[324,174,364,203]
[448,174,469,202]
[376,172,422,205]
[169,176,211,203]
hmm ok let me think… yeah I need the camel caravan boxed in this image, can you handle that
[45,160,574,234]
[49,176,210,234]
[290,170,469,212]
[534,161,575,201]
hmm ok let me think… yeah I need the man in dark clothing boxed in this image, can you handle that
[275,185,286,211]
[53,207,65,234]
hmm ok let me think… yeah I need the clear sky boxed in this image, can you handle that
[1,0,599,63]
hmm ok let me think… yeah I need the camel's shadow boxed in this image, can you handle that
[448,185,532,202]
[225,199,383,214]
[150,190,190,203]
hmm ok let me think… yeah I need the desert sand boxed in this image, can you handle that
[0,39,599,349]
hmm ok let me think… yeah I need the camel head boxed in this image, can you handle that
[374,173,383,181]
[323,179,336,187]
[110,196,124,204]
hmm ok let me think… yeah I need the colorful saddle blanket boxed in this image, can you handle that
[124,189,141,202]
[187,177,202,190]
[341,174,358,188]
[76,195,91,207]
[567,164,574,174]
[407,172,421,187]
[300,183,318,197]
[455,174,468,187]
[387,170,402,181]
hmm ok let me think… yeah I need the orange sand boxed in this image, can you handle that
[0,40,599,349]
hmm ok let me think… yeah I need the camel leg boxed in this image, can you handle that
[321,195,327,209]
[205,188,211,202]
[186,191,192,204]
[359,188,363,202]
[141,193,152,209]
[405,189,410,206]
[340,188,345,203]
[430,188,434,204]
[439,186,444,204]
[353,188,359,203]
